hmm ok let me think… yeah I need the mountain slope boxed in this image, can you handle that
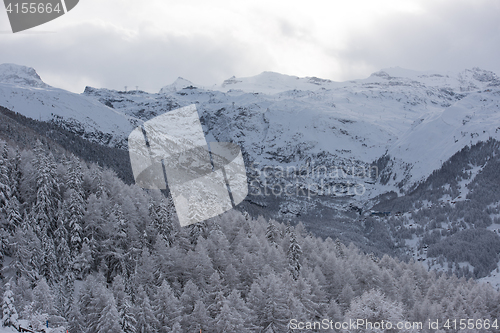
[0,64,139,148]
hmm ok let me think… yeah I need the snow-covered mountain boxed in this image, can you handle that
[1,63,500,199]
[0,64,139,148]
[83,65,500,196]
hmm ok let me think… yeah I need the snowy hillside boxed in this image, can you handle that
[85,66,500,194]
[0,64,139,148]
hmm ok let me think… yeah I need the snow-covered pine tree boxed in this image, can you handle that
[226,290,256,331]
[0,142,12,211]
[152,280,182,332]
[150,197,175,246]
[204,271,226,314]
[40,234,57,283]
[2,282,18,329]
[179,280,201,316]
[334,238,346,258]
[0,227,7,275]
[188,220,208,245]
[10,214,42,282]
[88,164,104,199]
[9,149,22,200]
[11,277,33,316]
[112,275,136,333]
[5,195,22,235]
[54,272,74,321]
[266,220,279,246]
[134,286,159,333]
[247,274,290,332]
[287,229,302,280]
[184,299,212,332]
[32,140,60,236]
[292,277,319,319]
[66,188,85,255]
[32,278,55,316]
[215,299,247,333]
[67,301,85,333]
[81,193,105,271]
[78,275,109,333]
[344,289,408,333]
[54,206,71,277]
[222,263,240,291]
[103,203,131,280]
[72,242,92,280]
[96,297,124,333]
[66,156,84,197]
[189,240,215,285]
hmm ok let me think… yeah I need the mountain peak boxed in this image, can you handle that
[159,77,195,94]
[0,63,49,88]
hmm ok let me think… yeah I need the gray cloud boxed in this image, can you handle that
[0,21,273,93]
[334,0,500,79]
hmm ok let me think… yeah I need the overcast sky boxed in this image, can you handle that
[0,0,499,93]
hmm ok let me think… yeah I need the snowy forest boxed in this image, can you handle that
[0,138,499,333]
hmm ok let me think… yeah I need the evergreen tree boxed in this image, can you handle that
[54,206,71,276]
[67,303,85,333]
[215,299,247,332]
[78,275,109,333]
[150,198,175,246]
[72,242,92,280]
[287,230,302,279]
[344,289,407,333]
[89,165,104,199]
[67,188,85,255]
[11,215,42,282]
[32,278,55,315]
[266,220,279,246]
[134,286,158,333]
[2,282,18,329]
[248,274,289,332]
[226,290,255,331]
[184,299,212,333]
[112,276,136,333]
[40,235,57,283]
[223,263,240,291]
[153,280,182,332]
[205,271,225,316]
[293,277,319,319]
[9,149,22,200]
[4,196,22,235]
[0,143,12,211]
[97,297,124,333]
[67,156,84,197]
[32,140,60,236]
[54,273,74,321]
[179,280,201,315]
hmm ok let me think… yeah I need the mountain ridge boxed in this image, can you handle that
[1,63,500,196]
